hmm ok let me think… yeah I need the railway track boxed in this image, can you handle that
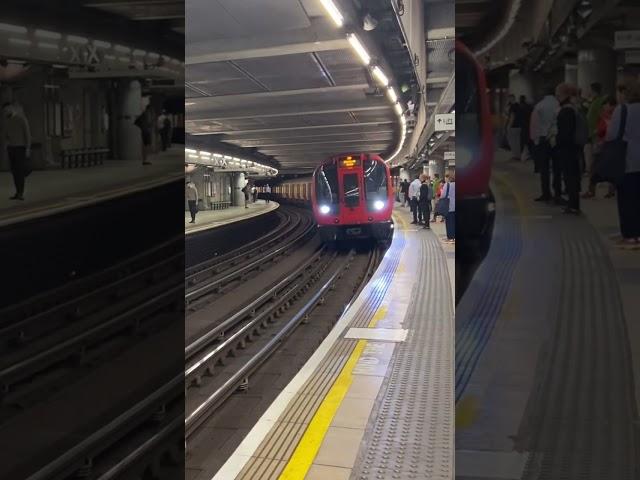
[185,239,382,445]
[185,207,316,310]
[0,236,184,480]
[24,209,383,480]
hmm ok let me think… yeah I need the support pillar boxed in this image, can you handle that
[116,80,142,161]
[508,69,534,101]
[565,63,578,86]
[577,49,616,96]
[399,167,410,182]
[232,172,246,207]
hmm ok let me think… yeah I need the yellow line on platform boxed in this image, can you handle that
[277,301,388,480]
[277,339,366,480]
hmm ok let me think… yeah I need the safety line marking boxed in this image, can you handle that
[277,300,390,480]
[277,339,366,480]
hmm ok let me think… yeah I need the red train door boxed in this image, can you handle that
[338,163,364,226]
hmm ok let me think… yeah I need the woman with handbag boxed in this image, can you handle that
[604,79,640,248]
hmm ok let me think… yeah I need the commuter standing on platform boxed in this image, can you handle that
[186,181,198,223]
[531,87,560,201]
[506,94,523,160]
[418,174,432,229]
[265,183,271,203]
[606,79,640,249]
[157,110,172,151]
[251,185,258,203]
[555,83,582,214]
[400,178,410,206]
[585,82,606,176]
[135,105,154,165]
[519,95,533,162]
[2,102,31,201]
[443,175,455,243]
[431,173,442,222]
[242,183,250,208]
[408,174,421,224]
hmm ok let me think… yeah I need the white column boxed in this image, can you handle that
[577,49,616,96]
[233,172,246,207]
[565,63,578,86]
[116,79,142,161]
[399,167,410,182]
[508,69,534,101]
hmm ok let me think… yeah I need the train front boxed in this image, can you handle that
[311,153,393,244]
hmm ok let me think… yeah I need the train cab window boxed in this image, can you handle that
[343,173,360,207]
[363,159,388,200]
[457,52,481,169]
[315,163,339,205]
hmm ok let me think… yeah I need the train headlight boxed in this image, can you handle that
[319,205,331,214]
[373,200,385,211]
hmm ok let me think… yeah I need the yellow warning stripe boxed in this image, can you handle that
[277,304,388,479]
[277,339,366,480]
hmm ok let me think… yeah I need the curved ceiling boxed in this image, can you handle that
[185,0,404,172]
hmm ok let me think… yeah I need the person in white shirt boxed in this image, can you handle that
[530,87,561,202]
[186,181,199,223]
[408,175,422,224]
[264,184,271,204]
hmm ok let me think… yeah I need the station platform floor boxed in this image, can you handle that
[185,200,279,235]
[0,148,183,228]
[212,204,455,480]
[455,150,639,479]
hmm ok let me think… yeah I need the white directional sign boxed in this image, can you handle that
[625,50,640,64]
[444,151,455,160]
[615,30,640,50]
[434,113,455,132]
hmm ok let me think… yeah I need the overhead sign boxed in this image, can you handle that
[434,113,455,132]
[615,30,640,50]
[625,50,640,64]
[444,151,455,160]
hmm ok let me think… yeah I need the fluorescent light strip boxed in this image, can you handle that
[37,42,58,50]
[347,33,370,65]
[185,148,197,154]
[133,49,146,56]
[9,38,31,46]
[67,35,89,45]
[0,23,27,34]
[475,0,522,55]
[371,66,389,86]
[35,29,61,39]
[114,45,130,53]
[386,87,398,103]
[93,40,111,48]
[118,56,130,63]
[319,0,344,27]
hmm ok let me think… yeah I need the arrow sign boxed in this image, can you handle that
[435,113,455,131]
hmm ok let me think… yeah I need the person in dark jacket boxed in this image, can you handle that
[418,174,432,229]
[400,179,410,206]
[554,83,581,214]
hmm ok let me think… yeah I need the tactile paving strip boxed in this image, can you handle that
[517,222,638,480]
[351,231,454,480]
[236,224,406,479]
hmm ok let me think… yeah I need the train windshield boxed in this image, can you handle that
[456,52,480,169]
[315,163,339,205]
[343,173,360,207]
[363,159,388,201]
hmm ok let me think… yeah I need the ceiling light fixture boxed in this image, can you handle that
[371,66,389,86]
[347,33,370,65]
[319,0,344,27]
[386,86,398,103]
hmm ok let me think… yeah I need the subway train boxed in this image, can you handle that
[456,39,495,248]
[271,153,394,245]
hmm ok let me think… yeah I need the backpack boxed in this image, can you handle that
[571,105,589,146]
